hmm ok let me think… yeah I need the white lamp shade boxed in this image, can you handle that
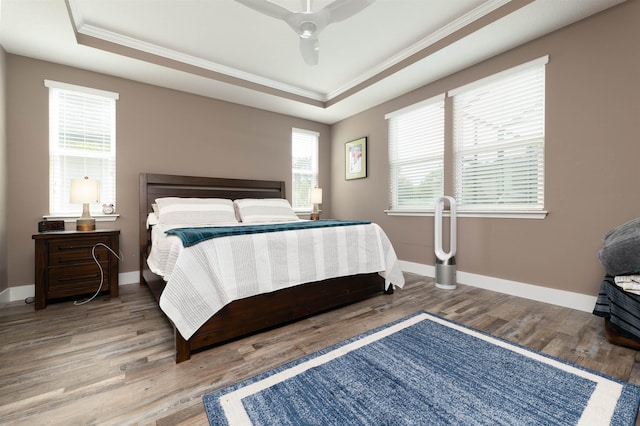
[70,177,100,204]
[310,187,323,204]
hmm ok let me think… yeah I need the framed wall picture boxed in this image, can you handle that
[345,137,367,180]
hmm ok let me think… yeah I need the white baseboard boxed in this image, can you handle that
[119,271,139,285]
[398,260,597,313]
[1,271,141,305]
[0,284,34,305]
[1,265,598,313]
[399,261,436,278]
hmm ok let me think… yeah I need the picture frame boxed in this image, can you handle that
[345,137,367,180]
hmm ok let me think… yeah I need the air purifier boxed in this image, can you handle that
[434,196,457,290]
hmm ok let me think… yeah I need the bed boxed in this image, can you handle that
[139,173,404,363]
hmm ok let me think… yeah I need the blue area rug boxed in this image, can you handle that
[203,312,640,425]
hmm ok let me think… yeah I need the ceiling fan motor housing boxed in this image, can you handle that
[236,0,375,65]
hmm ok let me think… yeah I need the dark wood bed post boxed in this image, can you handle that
[139,173,148,288]
[175,334,191,363]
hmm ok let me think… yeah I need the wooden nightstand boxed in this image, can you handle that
[32,229,120,310]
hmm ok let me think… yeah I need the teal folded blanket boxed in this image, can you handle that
[166,219,372,247]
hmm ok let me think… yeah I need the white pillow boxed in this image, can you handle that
[146,212,159,228]
[234,198,299,223]
[155,197,238,226]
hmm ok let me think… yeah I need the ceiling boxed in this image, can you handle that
[0,0,627,124]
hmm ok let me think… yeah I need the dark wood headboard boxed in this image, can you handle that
[139,173,286,282]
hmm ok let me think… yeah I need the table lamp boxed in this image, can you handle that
[70,176,100,231]
[310,187,322,220]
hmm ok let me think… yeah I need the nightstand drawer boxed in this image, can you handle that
[47,264,111,297]
[48,236,115,265]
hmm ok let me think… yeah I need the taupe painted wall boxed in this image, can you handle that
[6,56,331,286]
[4,0,639,299]
[0,46,7,293]
[331,0,640,296]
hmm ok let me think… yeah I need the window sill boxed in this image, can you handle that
[44,214,120,223]
[384,210,548,219]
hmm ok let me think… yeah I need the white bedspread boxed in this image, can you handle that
[151,222,405,340]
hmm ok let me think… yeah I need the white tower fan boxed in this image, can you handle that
[434,196,457,289]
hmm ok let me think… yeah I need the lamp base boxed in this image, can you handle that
[76,218,96,231]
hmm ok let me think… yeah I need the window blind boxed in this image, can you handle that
[451,58,546,211]
[387,94,445,211]
[291,128,319,211]
[46,80,118,215]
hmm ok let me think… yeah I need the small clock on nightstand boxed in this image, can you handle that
[102,203,115,214]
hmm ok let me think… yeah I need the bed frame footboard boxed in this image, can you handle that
[173,272,386,363]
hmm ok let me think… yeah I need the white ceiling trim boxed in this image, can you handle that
[326,0,512,100]
[0,0,618,124]
[67,2,327,103]
[77,22,328,102]
[66,0,513,107]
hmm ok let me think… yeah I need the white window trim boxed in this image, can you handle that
[44,80,120,100]
[386,93,446,213]
[46,79,119,217]
[291,128,319,213]
[385,209,548,219]
[43,214,120,223]
[384,93,445,120]
[385,57,549,220]
[447,55,549,97]
[449,56,547,214]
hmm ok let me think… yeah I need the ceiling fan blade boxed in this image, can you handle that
[235,0,293,20]
[237,0,373,66]
[300,36,319,66]
[324,0,375,23]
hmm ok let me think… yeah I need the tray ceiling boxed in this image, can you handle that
[0,0,627,123]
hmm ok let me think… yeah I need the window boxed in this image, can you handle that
[387,94,445,211]
[386,56,547,217]
[450,57,546,212]
[46,80,118,216]
[291,128,319,211]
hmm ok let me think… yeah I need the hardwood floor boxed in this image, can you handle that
[1,273,639,425]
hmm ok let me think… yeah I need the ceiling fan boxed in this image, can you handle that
[235,0,375,65]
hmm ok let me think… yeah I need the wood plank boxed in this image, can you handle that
[0,273,638,425]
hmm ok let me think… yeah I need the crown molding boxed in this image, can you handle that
[66,0,326,102]
[327,0,511,100]
[66,0,513,107]
[74,25,328,103]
